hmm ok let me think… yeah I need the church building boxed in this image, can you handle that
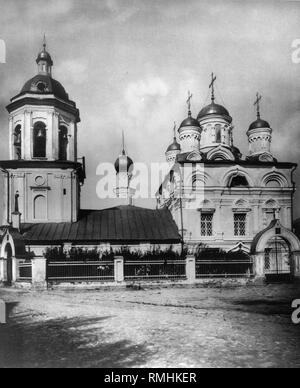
[0,41,180,285]
[158,75,300,279]
[0,42,299,285]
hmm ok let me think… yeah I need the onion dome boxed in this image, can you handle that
[114,150,134,173]
[197,102,232,123]
[166,138,181,152]
[20,74,69,101]
[198,73,232,123]
[179,111,200,130]
[248,93,271,132]
[36,45,53,66]
[248,118,270,131]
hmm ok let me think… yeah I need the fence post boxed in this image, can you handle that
[186,255,196,283]
[32,257,47,289]
[253,254,265,279]
[12,257,18,283]
[114,256,124,283]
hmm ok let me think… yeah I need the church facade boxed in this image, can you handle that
[158,78,300,279]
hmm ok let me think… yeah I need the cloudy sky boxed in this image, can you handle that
[0,0,300,217]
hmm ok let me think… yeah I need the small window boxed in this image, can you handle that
[201,213,213,236]
[234,213,247,236]
[229,175,249,188]
[215,124,222,143]
[37,82,46,92]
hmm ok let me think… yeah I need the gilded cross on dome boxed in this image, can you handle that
[254,92,262,119]
[186,91,193,115]
[209,73,217,102]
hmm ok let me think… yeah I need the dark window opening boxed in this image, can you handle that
[215,124,222,143]
[33,122,46,158]
[14,124,22,160]
[37,82,47,92]
[229,175,249,188]
[59,126,68,161]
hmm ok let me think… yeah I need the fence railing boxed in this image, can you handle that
[47,261,114,282]
[13,256,254,285]
[18,260,32,282]
[196,260,253,278]
[124,260,186,281]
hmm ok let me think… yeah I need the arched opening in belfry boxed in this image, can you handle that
[33,122,46,158]
[58,125,68,161]
[14,124,22,160]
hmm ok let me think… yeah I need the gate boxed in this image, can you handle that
[264,236,291,282]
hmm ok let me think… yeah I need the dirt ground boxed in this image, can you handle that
[0,283,300,368]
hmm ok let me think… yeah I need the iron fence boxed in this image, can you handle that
[124,260,186,281]
[18,260,32,282]
[196,260,253,278]
[47,261,114,282]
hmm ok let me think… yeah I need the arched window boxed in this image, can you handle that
[34,195,46,220]
[59,126,68,161]
[14,124,22,160]
[229,175,249,188]
[215,124,222,143]
[33,122,46,158]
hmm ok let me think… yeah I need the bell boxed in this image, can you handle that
[37,129,45,138]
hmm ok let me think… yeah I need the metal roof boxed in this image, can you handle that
[21,206,181,244]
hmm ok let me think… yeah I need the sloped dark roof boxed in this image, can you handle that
[21,206,181,244]
[21,74,69,101]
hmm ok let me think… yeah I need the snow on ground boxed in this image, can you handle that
[0,284,300,368]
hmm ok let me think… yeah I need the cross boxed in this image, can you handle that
[254,92,262,119]
[186,91,193,112]
[173,121,177,139]
[209,73,217,102]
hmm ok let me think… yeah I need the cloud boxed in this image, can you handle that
[124,76,170,118]
[55,60,88,85]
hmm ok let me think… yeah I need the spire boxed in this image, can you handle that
[36,34,53,73]
[209,73,217,103]
[122,130,126,155]
[186,91,193,117]
[254,92,262,119]
[43,33,47,51]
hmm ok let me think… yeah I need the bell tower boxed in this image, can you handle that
[1,39,85,224]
